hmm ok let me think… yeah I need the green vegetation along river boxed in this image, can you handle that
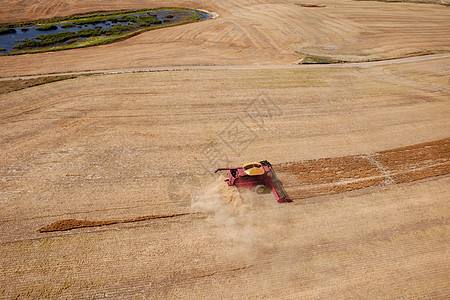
[0,8,211,55]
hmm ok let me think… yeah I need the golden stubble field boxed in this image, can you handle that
[0,0,449,299]
[0,0,450,77]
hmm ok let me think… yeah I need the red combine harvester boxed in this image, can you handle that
[215,160,292,203]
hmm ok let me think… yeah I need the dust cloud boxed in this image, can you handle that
[191,176,292,252]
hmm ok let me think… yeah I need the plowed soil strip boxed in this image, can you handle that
[278,138,450,200]
[38,213,190,232]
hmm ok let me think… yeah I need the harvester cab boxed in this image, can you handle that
[215,160,292,203]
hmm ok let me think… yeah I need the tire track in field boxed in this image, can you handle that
[278,137,450,201]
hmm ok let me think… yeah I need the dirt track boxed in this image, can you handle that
[1,52,449,81]
[1,0,450,298]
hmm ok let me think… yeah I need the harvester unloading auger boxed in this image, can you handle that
[215,160,292,203]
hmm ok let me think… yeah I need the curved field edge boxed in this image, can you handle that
[0,8,203,28]
[0,8,211,56]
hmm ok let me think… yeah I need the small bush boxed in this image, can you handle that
[14,31,79,49]
[165,14,174,19]
[61,23,76,28]
[0,48,6,52]
[137,14,162,26]
[21,28,29,32]
[104,24,135,35]
[124,15,138,22]
[139,14,160,21]
[36,25,58,31]
[76,28,102,37]
[0,28,16,35]
[36,31,76,46]
[73,18,102,25]
[106,17,119,23]
[14,38,40,49]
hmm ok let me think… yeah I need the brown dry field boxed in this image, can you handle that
[1,0,450,299]
[1,0,450,77]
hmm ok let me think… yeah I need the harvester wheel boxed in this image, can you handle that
[254,185,266,194]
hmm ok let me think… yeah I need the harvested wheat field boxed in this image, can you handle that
[1,0,450,299]
[1,0,450,76]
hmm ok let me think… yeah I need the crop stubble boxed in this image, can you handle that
[1,0,450,77]
[35,138,449,232]
[0,1,449,296]
[279,138,450,201]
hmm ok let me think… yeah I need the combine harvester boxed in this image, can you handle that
[215,160,292,203]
